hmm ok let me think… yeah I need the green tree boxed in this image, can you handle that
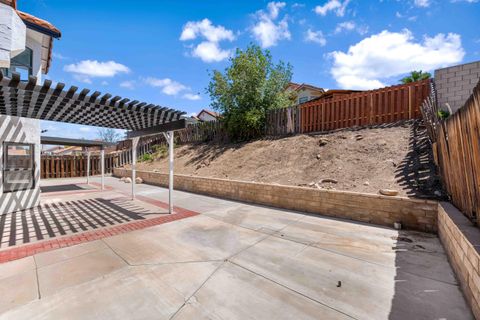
[207,44,293,141]
[400,70,431,84]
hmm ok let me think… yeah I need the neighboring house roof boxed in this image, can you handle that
[197,109,220,119]
[287,82,324,93]
[300,89,363,104]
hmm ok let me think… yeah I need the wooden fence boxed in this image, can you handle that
[423,80,480,224]
[266,80,431,135]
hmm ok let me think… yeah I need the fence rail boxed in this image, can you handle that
[266,80,431,135]
[424,80,480,224]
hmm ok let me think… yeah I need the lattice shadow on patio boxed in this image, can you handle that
[0,197,158,248]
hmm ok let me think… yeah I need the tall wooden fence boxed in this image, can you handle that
[266,80,430,135]
[423,80,480,224]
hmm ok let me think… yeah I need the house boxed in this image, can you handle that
[197,109,220,122]
[0,0,61,213]
[300,89,362,105]
[286,82,325,105]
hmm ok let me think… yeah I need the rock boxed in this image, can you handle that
[379,189,398,196]
[377,139,387,146]
[320,178,338,184]
[338,135,347,139]
[355,134,363,141]
[363,181,370,186]
[316,154,321,160]
[135,177,143,184]
[318,138,329,146]
[124,177,132,184]
[119,177,126,182]
[434,190,442,197]
[308,182,316,187]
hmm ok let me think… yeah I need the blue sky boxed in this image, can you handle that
[20,0,480,140]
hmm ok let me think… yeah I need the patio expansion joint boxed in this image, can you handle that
[32,255,42,300]
[228,260,358,320]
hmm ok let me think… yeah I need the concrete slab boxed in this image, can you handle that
[37,248,127,297]
[0,177,471,319]
[0,260,38,314]
[0,262,220,320]
[104,215,266,265]
[173,262,352,320]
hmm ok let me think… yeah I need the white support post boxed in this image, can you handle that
[131,137,139,200]
[86,150,91,184]
[163,131,174,214]
[100,148,105,190]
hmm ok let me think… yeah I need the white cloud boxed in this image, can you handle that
[314,0,350,17]
[252,2,291,48]
[192,41,232,63]
[330,29,465,89]
[64,60,130,78]
[183,93,202,100]
[334,21,369,35]
[52,52,68,60]
[414,0,430,7]
[180,19,234,63]
[120,80,135,90]
[72,74,92,84]
[144,77,187,95]
[305,29,326,46]
[180,19,235,43]
[79,127,92,132]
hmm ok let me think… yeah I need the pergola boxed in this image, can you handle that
[40,136,115,190]
[0,72,187,213]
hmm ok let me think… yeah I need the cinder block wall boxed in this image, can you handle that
[435,61,480,113]
[438,202,480,319]
[114,168,438,232]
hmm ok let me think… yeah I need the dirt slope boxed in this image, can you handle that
[133,121,441,198]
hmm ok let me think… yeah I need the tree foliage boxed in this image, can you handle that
[400,70,431,84]
[207,44,293,141]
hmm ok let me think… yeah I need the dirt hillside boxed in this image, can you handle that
[132,121,441,198]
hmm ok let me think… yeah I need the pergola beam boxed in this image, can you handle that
[126,119,186,139]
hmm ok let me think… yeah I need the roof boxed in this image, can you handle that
[41,137,115,148]
[198,109,220,118]
[0,72,187,131]
[16,11,61,39]
[287,82,324,93]
[299,89,363,104]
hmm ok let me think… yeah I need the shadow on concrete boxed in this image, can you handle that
[40,184,94,193]
[388,230,473,319]
[0,197,155,248]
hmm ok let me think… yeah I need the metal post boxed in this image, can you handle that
[100,148,105,190]
[86,150,91,184]
[131,137,139,200]
[167,131,174,214]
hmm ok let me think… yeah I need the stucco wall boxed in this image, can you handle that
[435,61,480,113]
[114,168,438,232]
[0,116,41,214]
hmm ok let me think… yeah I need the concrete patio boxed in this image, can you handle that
[0,177,473,319]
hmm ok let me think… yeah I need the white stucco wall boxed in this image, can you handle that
[0,3,26,68]
[26,29,44,82]
[0,116,41,214]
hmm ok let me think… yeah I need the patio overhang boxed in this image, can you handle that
[40,136,115,148]
[0,72,188,214]
[0,72,186,130]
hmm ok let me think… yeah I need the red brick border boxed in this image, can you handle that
[0,197,200,264]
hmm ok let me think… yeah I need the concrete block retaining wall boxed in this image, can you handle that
[435,61,480,113]
[113,168,438,233]
[438,202,480,319]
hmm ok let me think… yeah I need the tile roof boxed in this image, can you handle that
[16,10,61,38]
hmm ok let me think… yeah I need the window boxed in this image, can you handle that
[3,143,35,192]
[0,47,33,81]
[299,96,309,104]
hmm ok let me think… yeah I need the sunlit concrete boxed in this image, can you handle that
[0,176,472,319]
